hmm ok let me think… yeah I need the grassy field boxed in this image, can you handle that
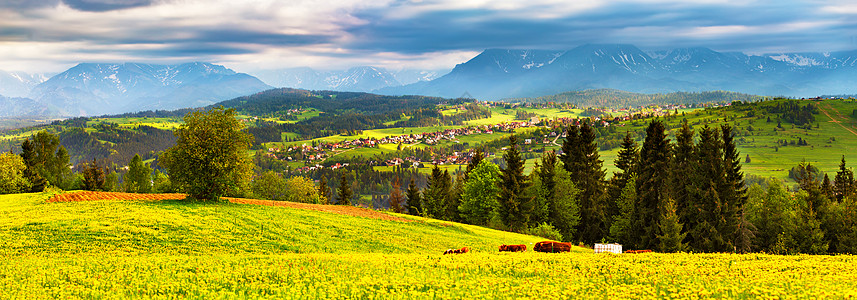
[2,192,856,298]
[88,117,183,130]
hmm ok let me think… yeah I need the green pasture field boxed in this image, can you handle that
[89,117,183,130]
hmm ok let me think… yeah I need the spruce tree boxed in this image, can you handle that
[656,197,687,253]
[82,159,106,191]
[465,148,484,180]
[336,173,352,205]
[835,155,854,201]
[636,119,672,250]
[531,151,557,225]
[607,133,638,221]
[388,177,406,213]
[671,120,695,239]
[318,175,330,204]
[721,124,748,252]
[19,139,46,192]
[498,135,531,231]
[446,173,464,222]
[406,178,422,216]
[610,174,638,248]
[559,124,580,173]
[574,121,607,244]
[822,174,835,201]
[689,126,729,252]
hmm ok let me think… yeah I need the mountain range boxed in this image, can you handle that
[0,62,271,117]
[377,44,857,100]
[254,66,446,92]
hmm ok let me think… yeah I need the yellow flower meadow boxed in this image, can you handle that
[1,252,856,299]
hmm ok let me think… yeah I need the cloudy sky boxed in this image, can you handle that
[1,0,857,73]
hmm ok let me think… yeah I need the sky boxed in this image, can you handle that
[1,0,857,74]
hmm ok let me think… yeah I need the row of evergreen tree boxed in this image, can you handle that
[341,118,857,254]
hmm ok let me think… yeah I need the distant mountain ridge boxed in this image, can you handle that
[0,70,50,98]
[504,89,763,108]
[26,62,271,116]
[377,44,857,100]
[255,66,447,92]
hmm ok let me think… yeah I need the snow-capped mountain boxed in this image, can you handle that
[0,70,50,98]
[255,66,447,92]
[379,44,857,100]
[29,62,272,116]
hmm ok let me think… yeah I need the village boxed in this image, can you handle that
[258,101,705,173]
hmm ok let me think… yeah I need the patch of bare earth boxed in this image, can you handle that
[47,191,411,222]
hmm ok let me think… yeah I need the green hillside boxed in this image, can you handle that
[0,192,562,256]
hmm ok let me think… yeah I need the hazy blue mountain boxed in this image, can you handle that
[29,62,272,116]
[0,94,57,117]
[255,66,447,92]
[0,70,50,98]
[378,44,857,100]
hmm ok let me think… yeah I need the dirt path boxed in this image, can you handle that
[818,103,857,138]
[47,191,412,222]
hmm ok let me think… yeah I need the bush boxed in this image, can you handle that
[524,222,564,241]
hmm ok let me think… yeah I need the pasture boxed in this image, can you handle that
[1,192,855,299]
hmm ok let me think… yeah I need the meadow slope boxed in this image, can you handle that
[2,192,857,299]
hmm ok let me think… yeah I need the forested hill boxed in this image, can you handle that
[216,88,469,115]
[503,89,763,108]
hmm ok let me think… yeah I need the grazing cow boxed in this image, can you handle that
[533,241,572,253]
[625,250,653,254]
[443,247,470,255]
[499,244,527,252]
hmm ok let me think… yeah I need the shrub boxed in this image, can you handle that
[524,222,563,241]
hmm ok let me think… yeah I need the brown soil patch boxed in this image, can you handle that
[47,191,411,222]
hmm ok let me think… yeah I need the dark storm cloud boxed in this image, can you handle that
[62,0,156,12]
[344,1,852,53]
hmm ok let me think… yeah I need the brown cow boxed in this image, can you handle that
[499,244,527,252]
[625,249,653,254]
[443,247,470,255]
[533,241,572,253]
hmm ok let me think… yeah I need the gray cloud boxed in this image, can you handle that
[63,0,156,12]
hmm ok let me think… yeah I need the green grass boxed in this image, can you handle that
[88,117,183,130]
[0,192,551,256]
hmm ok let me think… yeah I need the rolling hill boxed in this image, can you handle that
[0,191,550,255]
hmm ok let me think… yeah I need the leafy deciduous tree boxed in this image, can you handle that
[160,107,254,201]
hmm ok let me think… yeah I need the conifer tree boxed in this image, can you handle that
[388,177,406,213]
[607,133,638,222]
[835,155,855,201]
[822,174,835,200]
[671,120,695,235]
[465,148,484,180]
[721,124,748,251]
[406,178,422,216]
[559,125,580,173]
[610,174,638,248]
[529,151,558,225]
[318,175,330,204]
[574,121,607,244]
[636,119,672,249]
[446,173,465,222]
[657,197,687,253]
[688,126,728,252]
[336,173,352,205]
[498,135,531,231]
[82,159,106,191]
[552,166,581,242]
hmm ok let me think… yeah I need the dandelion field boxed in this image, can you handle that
[2,192,857,299]
[2,253,856,299]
